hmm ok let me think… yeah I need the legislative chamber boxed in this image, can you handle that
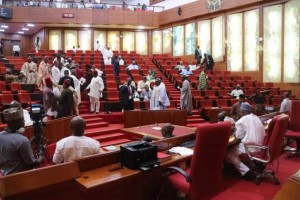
[0,0,300,199]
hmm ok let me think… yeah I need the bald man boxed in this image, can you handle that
[161,123,175,138]
[53,116,100,163]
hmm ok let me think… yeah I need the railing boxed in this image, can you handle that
[3,0,164,12]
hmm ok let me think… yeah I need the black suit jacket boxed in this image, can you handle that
[119,84,135,106]
[58,76,75,89]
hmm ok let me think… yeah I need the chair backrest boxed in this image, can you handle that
[190,122,231,199]
[290,100,300,131]
[267,114,289,162]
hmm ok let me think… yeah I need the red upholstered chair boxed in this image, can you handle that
[167,122,231,199]
[9,83,22,91]
[285,100,300,157]
[244,114,289,185]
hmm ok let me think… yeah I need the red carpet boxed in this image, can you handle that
[211,152,300,200]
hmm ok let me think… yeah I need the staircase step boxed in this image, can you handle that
[86,122,109,129]
[187,115,201,119]
[187,118,205,123]
[101,138,132,147]
[91,132,125,141]
[80,113,103,119]
[84,118,104,123]
[85,127,122,136]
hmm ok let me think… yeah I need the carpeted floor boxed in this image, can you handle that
[211,152,300,200]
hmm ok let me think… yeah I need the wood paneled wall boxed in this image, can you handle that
[9,7,159,27]
[0,33,31,57]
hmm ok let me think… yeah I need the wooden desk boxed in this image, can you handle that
[122,123,196,140]
[205,107,231,123]
[274,178,300,200]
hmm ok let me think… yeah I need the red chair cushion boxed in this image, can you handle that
[168,168,190,194]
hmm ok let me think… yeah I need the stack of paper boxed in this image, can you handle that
[168,147,193,156]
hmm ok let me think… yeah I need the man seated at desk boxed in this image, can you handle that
[125,60,140,71]
[231,94,246,121]
[143,123,175,142]
[53,116,100,164]
[225,102,265,181]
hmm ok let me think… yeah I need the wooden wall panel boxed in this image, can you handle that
[27,7,45,23]
[30,29,45,51]
[138,12,154,26]
[44,9,64,23]
[76,9,93,24]
[0,33,30,57]
[123,12,139,25]
[92,11,109,24]
[108,10,124,24]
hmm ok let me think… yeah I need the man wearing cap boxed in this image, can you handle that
[0,107,44,175]
[20,56,37,84]
[5,69,19,83]
[226,102,265,181]
[178,76,193,115]
[43,78,57,118]
[51,61,61,84]
[150,78,170,110]
[37,57,51,91]
[198,67,208,90]
[230,84,244,99]
[85,71,104,114]
[57,80,74,118]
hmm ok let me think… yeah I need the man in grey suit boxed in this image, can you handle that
[195,46,202,65]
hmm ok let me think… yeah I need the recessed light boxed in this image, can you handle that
[27,23,34,27]
[137,26,145,29]
[18,31,24,34]
[1,25,8,29]
[0,29,5,32]
[83,24,90,27]
[22,28,29,31]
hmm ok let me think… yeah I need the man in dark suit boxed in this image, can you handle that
[202,53,214,74]
[119,77,135,111]
[113,55,120,76]
[195,46,202,65]
[59,70,75,89]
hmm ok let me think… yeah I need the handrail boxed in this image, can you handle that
[3,0,165,12]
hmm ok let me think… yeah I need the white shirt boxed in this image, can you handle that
[53,57,65,65]
[230,89,244,99]
[279,98,291,113]
[86,76,104,98]
[235,113,265,145]
[23,109,33,127]
[51,66,61,84]
[119,59,125,66]
[137,80,150,92]
[13,45,20,52]
[53,136,100,163]
[94,43,100,51]
[126,64,140,70]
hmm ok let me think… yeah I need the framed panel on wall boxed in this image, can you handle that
[163,28,172,54]
[49,30,62,51]
[79,30,91,52]
[108,31,120,52]
[263,5,282,83]
[64,30,77,51]
[284,1,300,83]
[136,32,148,55]
[197,20,211,55]
[123,32,135,53]
[244,9,259,71]
[173,25,184,56]
[227,13,243,71]
[152,30,162,54]
[212,16,224,62]
[185,23,195,55]
[94,30,107,51]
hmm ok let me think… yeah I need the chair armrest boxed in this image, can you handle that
[167,166,192,183]
[244,145,270,164]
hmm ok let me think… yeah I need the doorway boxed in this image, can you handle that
[1,39,21,57]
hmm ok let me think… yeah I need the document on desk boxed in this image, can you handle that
[152,127,162,131]
[168,147,193,156]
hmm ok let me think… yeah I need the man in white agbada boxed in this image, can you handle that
[51,61,61,84]
[20,56,37,84]
[85,71,104,114]
[150,78,170,110]
[178,76,193,115]
[37,57,51,91]
[60,64,71,77]
[103,46,113,65]
[225,102,265,180]
[137,76,150,92]
[94,40,101,51]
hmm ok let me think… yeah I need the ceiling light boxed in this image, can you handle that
[137,26,145,29]
[0,29,5,32]
[83,24,90,27]
[18,31,24,34]
[1,25,8,28]
[27,23,35,27]
[22,28,29,31]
